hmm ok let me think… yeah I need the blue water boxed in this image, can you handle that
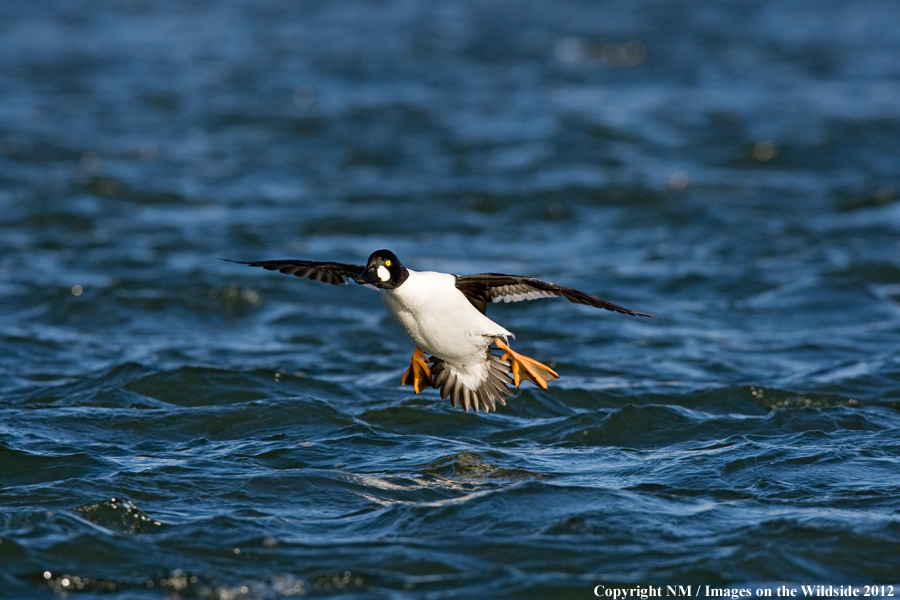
[2,0,900,598]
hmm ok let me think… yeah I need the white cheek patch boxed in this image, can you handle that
[377,265,391,282]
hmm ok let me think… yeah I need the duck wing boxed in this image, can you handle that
[455,273,653,317]
[226,259,365,286]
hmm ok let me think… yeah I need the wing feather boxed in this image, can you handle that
[455,273,653,317]
[224,259,365,286]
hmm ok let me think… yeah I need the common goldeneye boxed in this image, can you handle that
[232,250,652,413]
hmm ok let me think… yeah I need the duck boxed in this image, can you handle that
[231,249,652,413]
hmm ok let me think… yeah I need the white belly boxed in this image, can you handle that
[380,270,511,366]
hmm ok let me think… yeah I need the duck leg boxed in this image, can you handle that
[494,338,559,390]
[401,346,433,393]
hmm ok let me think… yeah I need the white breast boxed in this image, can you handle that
[380,270,511,366]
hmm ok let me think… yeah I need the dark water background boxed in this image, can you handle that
[2,0,900,597]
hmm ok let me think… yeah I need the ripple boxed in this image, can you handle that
[72,498,163,534]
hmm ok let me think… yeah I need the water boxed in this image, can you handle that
[2,0,900,597]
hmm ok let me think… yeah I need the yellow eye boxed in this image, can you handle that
[384,260,392,267]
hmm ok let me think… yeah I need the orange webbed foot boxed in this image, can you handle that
[494,338,559,390]
[401,346,433,393]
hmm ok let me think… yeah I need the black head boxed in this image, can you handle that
[354,249,409,289]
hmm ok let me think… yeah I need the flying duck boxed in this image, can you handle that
[231,250,652,413]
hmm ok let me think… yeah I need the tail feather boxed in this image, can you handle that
[429,352,513,413]
[451,383,462,409]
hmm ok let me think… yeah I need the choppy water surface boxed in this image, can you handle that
[2,0,900,597]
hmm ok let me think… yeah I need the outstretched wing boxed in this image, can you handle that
[455,273,653,317]
[225,259,365,286]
